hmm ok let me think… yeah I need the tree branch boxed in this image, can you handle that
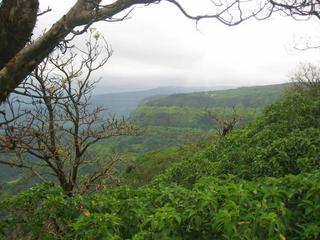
[0,0,159,102]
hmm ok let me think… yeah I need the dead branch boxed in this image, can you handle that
[207,106,241,137]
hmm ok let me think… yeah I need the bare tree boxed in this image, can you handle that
[207,107,241,137]
[289,63,320,95]
[291,63,320,87]
[0,0,275,102]
[0,30,139,196]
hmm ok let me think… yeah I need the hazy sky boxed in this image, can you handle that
[37,0,320,93]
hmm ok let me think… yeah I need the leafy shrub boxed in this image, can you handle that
[2,172,320,239]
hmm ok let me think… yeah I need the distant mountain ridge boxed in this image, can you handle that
[141,83,288,108]
[91,86,231,117]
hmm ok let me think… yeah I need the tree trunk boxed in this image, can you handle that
[62,183,75,197]
[0,0,39,70]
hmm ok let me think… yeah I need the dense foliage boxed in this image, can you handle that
[1,173,320,239]
[1,83,320,239]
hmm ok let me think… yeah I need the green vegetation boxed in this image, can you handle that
[1,174,320,239]
[1,82,320,239]
[163,91,320,187]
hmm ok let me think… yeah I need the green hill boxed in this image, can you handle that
[133,84,286,129]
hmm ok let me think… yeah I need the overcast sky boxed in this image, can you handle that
[37,0,320,93]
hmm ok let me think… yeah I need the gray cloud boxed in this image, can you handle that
[37,1,320,92]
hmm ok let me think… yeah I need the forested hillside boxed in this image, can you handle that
[94,84,286,156]
[134,84,285,128]
[2,82,320,239]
